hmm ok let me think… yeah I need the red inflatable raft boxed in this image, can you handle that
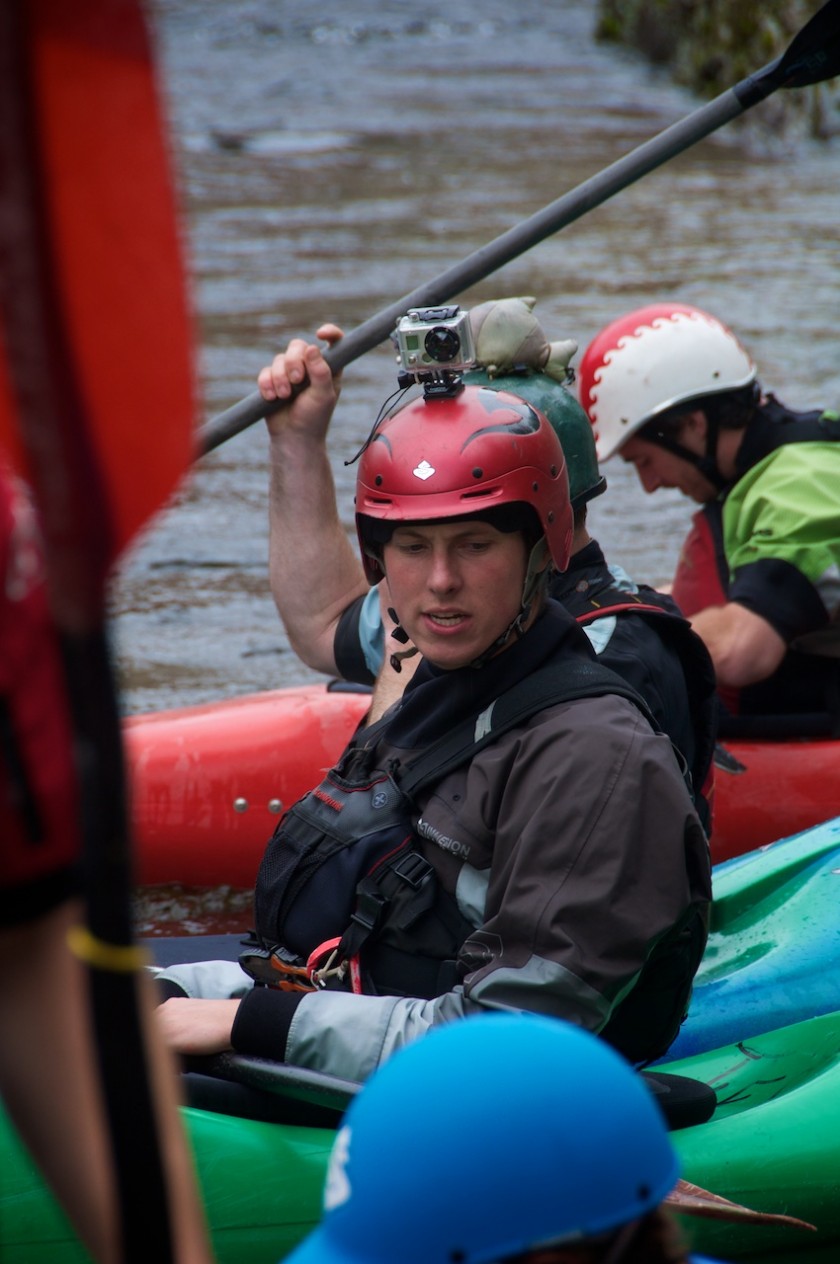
[124,682,840,886]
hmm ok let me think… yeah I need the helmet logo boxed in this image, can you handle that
[413,460,435,481]
[324,1125,353,1211]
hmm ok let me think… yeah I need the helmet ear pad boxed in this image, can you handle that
[355,385,574,585]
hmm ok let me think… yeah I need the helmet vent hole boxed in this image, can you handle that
[548,511,555,523]
[637,1184,651,1201]
[532,481,539,492]
[550,465,557,476]
[449,1253,466,1263]
[375,475,383,486]
[472,467,483,478]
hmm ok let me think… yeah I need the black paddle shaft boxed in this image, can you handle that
[198,0,840,456]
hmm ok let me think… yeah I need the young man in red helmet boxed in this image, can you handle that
[157,363,709,1083]
[257,321,716,830]
[579,303,840,737]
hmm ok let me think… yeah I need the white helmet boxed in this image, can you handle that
[579,303,757,461]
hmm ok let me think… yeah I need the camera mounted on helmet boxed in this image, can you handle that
[391,297,580,405]
[393,305,478,399]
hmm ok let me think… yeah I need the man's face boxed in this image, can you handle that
[382,518,533,670]
[619,412,718,504]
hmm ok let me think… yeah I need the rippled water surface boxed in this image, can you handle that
[115,0,840,716]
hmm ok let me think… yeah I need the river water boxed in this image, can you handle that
[114,0,840,719]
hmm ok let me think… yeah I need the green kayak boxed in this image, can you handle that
[669,1009,840,1262]
[3,1007,839,1263]
[0,1098,329,1264]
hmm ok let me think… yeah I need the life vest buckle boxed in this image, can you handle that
[390,850,433,890]
[349,883,388,935]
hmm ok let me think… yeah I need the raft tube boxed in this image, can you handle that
[124,682,840,885]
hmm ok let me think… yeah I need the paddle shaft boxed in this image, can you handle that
[0,4,201,1259]
[198,0,840,458]
[200,87,754,454]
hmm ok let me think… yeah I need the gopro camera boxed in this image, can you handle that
[395,305,477,379]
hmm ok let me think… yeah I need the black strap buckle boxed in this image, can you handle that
[391,850,433,890]
[349,883,388,935]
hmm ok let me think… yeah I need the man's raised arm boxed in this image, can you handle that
[258,324,368,675]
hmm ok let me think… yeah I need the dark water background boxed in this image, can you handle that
[114,0,840,718]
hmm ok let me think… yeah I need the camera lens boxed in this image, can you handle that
[424,326,461,363]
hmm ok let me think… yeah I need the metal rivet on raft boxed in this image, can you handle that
[233,798,249,813]
[268,799,283,814]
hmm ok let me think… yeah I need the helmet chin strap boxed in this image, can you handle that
[386,608,420,675]
[386,538,551,673]
[599,1216,644,1264]
[643,418,728,493]
[453,539,553,670]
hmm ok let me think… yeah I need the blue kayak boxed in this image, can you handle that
[665,814,840,1061]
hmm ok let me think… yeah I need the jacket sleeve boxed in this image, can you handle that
[232,695,709,1082]
[724,444,840,638]
[333,586,384,685]
[452,695,709,1022]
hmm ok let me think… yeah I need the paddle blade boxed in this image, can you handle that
[0,0,196,620]
[738,0,840,106]
[666,1178,817,1232]
[779,0,840,88]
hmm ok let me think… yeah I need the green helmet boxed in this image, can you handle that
[464,369,606,508]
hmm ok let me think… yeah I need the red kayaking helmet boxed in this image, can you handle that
[355,384,573,585]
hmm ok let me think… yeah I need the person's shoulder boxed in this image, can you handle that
[729,442,840,522]
[736,437,840,484]
[519,686,655,746]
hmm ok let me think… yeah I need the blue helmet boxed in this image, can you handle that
[285,1014,680,1264]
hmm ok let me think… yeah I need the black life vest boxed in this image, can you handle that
[252,655,689,970]
[556,555,717,834]
[247,656,706,1065]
